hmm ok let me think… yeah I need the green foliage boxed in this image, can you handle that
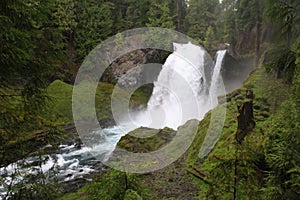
[44,80,114,124]
[235,0,258,32]
[123,0,151,29]
[291,37,300,99]
[85,170,127,200]
[124,189,143,200]
[146,1,175,29]
[143,1,176,49]
[204,26,215,50]
[74,0,113,61]
[265,49,297,83]
[266,0,300,46]
[52,0,77,41]
[44,80,74,123]
[60,170,141,200]
[44,80,153,125]
[129,84,154,108]
[185,0,220,42]
[115,32,124,50]
[184,67,293,199]
[0,0,61,154]
[217,0,237,44]
[264,0,300,94]
[263,0,299,83]
[264,37,300,199]
[117,127,176,153]
[263,100,300,199]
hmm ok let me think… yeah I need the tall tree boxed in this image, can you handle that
[124,0,151,29]
[217,0,237,49]
[266,0,300,48]
[75,0,113,61]
[0,0,61,173]
[52,0,77,44]
[185,0,220,43]
[173,0,188,32]
[234,0,262,53]
[146,1,175,29]
[264,0,300,82]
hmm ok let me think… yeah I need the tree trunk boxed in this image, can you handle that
[176,0,182,31]
[255,0,262,66]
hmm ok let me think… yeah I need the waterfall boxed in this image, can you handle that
[209,50,227,106]
[131,43,226,130]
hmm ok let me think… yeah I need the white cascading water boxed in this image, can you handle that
[209,50,227,106]
[131,42,226,130]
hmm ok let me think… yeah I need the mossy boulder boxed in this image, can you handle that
[117,127,176,153]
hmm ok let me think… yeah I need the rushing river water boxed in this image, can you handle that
[0,126,126,198]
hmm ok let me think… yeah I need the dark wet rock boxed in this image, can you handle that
[99,118,116,128]
[62,178,91,193]
[101,49,170,86]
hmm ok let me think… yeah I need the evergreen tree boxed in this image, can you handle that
[124,0,151,29]
[146,1,175,29]
[144,1,176,49]
[218,0,237,45]
[234,0,263,53]
[175,0,187,31]
[52,0,77,44]
[266,0,300,48]
[204,26,215,50]
[185,0,220,43]
[235,0,257,32]
[0,2,62,198]
[264,0,299,82]
[75,0,113,61]
[0,0,60,147]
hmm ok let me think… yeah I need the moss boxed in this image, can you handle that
[124,189,143,200]
[59,169,128,200]
[44,80,152,125]
[117,127,176,153]
[129,84,154,109]
[45,80,74,124]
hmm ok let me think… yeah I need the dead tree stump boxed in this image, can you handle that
[236,90,256,143]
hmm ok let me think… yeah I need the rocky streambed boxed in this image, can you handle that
[0,126,127,197]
